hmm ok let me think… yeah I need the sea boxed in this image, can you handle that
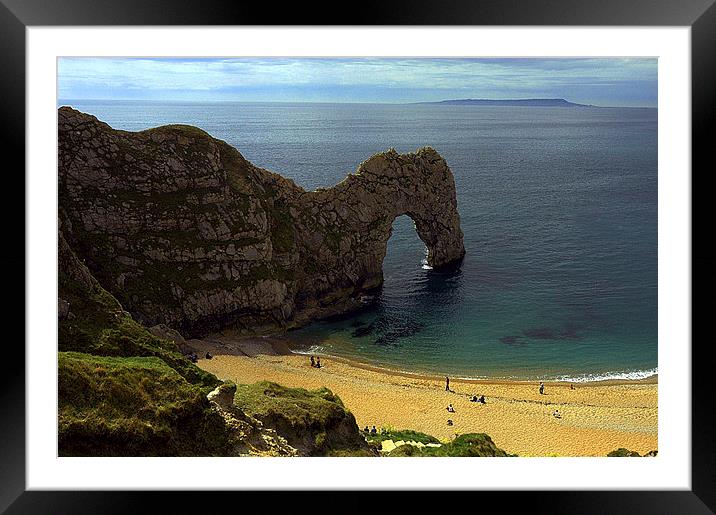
[59,100,658,382]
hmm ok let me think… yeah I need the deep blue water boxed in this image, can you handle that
[60,100,658,381]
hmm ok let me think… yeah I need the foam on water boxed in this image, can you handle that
[551,368,658,383]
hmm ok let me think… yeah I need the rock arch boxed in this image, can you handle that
[292,149,465,310]
[325,148,465,269]
[58,108,465,335]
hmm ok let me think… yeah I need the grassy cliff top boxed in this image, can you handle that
[386,433,514,457]
[58,352,231,456]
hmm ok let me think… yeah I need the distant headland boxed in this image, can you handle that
[415,98,596,107]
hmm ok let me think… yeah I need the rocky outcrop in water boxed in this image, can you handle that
[58,107,465,337]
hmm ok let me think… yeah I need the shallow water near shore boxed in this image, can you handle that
[61,100,658,381]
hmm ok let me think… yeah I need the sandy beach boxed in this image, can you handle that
[196,339,657,457]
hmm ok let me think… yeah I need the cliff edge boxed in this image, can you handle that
[58,107,465,337]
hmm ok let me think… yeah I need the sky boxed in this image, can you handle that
[58,57,658,107]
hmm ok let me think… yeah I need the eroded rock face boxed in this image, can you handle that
[207,382,238,410]
[58,107,465,336]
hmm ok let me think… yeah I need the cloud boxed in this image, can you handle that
[58,57,657,106]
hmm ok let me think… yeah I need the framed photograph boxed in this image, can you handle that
[3,0,711,512]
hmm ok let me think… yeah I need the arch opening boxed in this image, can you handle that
[383,214,431,283]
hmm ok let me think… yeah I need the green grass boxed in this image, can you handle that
[59,234,218,388]
[234,381,346,423]
[58,230,371,457]
[363,427,513,457]
[326,448,379,457]
[58,280,217,387]
[233,381,369,456]
[386,433,514,457]
[58,352,230,456]
[58,233,234,456]
[364,428,440,445]
[140,124,212,139]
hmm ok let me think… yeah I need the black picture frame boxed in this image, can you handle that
[1,1,711,512]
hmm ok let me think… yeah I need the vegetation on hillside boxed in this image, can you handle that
[607,448,657,457]
[58,230,237,455]
[58,352,232,456]
[58,217,512,458]
[384,433,514,457]
[365,428,441,446]
[233,381,374,456]
[58,230,372,456]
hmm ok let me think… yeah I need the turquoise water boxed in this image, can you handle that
[60,100,658,381]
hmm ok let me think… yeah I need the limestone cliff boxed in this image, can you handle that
[58,107,465,337]
[58,229,373,457]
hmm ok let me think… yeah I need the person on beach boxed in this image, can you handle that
[552,409,561,419]
[570,383,576,390]
[370,426,377,434]
[310,356,315,367]
[539,382,545,395]
[447,404,455,413]
[470,395,478,402]
[447,419,454,426]
[316,357,322,368]
[205,352,212,360]
[479,395,486,404]
[445,376,450,391]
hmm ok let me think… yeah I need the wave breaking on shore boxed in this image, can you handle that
[290,345,657,383]
[551,368,658,383]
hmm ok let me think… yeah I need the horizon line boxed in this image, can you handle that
[57,98,657,109]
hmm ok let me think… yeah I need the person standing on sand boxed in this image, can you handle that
[316,357,322,368]
[445,376,450,391]
[310,356,315,367]
[539,382,545,395]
